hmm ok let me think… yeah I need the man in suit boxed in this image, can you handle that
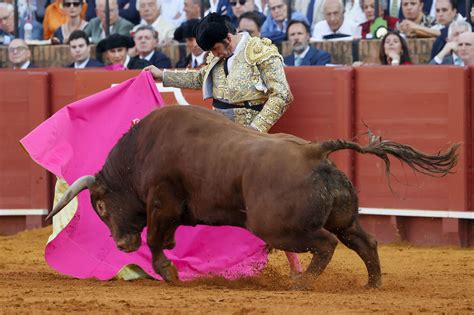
[429,20,472,64]
[131,25,171,68]
[67,30,104,68]
[284,20,331,65]
[84,0,135,44]
[7,39,37,69]
[174,19,207,68]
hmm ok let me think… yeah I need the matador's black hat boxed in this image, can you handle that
[195,13,235,51]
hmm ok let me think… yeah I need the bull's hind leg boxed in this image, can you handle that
[305,228,339,276]
[333,222,382,288]
[146,183,183,283]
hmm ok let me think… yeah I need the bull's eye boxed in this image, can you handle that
[96,200,107,217]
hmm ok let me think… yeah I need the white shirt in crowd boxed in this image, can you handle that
[74,58,90,69]
[311,19,357,41]
[160,0,186,27]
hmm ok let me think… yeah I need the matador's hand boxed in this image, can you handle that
[143,65,164,81]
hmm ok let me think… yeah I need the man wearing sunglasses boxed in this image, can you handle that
[229,0,266,28]
[261,0,309,44]
[144,13,304,277]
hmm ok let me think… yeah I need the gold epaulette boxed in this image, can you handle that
[244,37,282,65]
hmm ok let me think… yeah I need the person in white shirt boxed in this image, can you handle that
[134,0,177,44]
[311,0,356,40]
[8,39,36,69]
[160,0,186,27]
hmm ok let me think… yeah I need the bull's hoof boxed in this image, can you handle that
[365,279,382,289]
[158,262,179,284]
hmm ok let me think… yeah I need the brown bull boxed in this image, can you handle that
[48,105,459,288]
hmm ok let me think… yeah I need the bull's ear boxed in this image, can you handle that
[96,200,107,217]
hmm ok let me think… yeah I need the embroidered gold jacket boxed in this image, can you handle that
[163,35,293,132]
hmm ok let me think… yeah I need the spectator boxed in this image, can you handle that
[52,0,88,43]
[293,0,326,26]
[359,0,398,39]
[345,0,367,26]
[229,0,265,28]
[261,0,308,44]
[131,25,171,68]
[312,0,356,40]
[97,33,151,69]
[118,0,140,25]
[455,31,474,64]
[430,19,471,58]
[43,0,87,39]
[67,30,103,67]
[398,0,437,37]
[133,0,176,44]
[238,10,263,37]
[430,20,472,64]
[379,30,412,64]
[284,20,331,65]
[0,3,15,44]
[173,18,206,68]
[18,0,44,40]
[8,39,37,68]
[160,0,185,27]
[84,0,134,44]
[183,0,202,20]
[431,0,463,32]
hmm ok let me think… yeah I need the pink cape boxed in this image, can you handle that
[20,72,268,280]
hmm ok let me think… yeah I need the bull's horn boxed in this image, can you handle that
[45,175,96,221]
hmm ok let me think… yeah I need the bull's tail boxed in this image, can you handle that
[318,131,460,178]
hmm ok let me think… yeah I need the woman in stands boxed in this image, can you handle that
[96,33,150,70]
[52,0,88,44]
[379,30,412,65]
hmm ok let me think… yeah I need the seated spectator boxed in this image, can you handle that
[131,25,171,68]
[284,20,331,65]
[43,0,87,39]
[238,10,264,37]
[67,30,104,68]
[84,0,134,44]
[229,0,265,28]
[293,0,326,26]
[359,0,398,39]
[173,18,206,68]
[312,0,357,40]
[430,19,471,59]
[97,33,151,69]
[0,3,15,44]
[345,0,367,26]
[379,30,412,64]
[133,0,176,44]
[160,0,185,27]
[261,0,308,44]
[398,0,437,37]
[18,0,44,40]
[8,39,37,68]
[431,0,463,32]
[52,0,88,44]
[429,20,472,64]
[456,31,474,65]
[183,0,202,20]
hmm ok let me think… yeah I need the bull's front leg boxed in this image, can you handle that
[146,184,182,283]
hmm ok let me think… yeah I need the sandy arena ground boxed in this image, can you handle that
[0,227,472,314]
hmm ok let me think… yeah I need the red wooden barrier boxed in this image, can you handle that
[0,71,50,235]
[272,67,354,177]
[354,66,469,245]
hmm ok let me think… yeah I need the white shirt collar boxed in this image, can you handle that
[294,46,310,59]
[226,32,250,72]
[141,50,155,61]
[124,55,131,68]
[192,51,206,67]
[19,60,30,69]
[75,57,90,69]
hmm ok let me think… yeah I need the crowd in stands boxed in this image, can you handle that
[1,0,474,69]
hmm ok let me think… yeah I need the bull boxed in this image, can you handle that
[47,105,459,288]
